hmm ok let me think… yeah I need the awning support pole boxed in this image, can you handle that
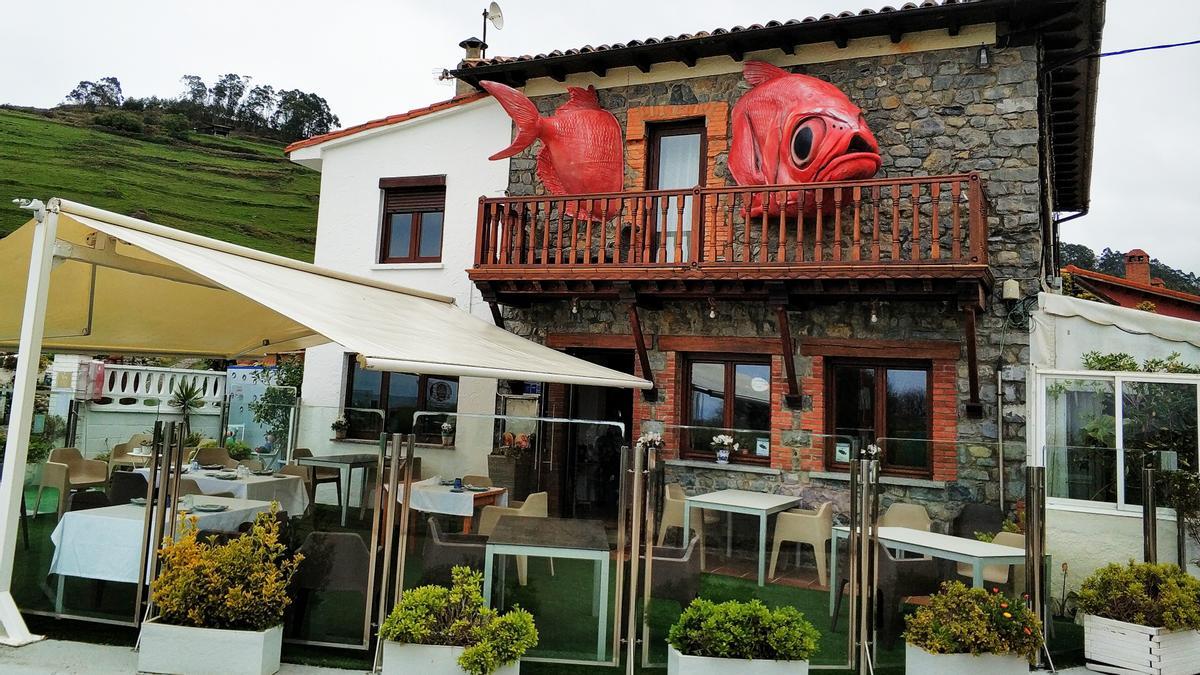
[0,198,59,646]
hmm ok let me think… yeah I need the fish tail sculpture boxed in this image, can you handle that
[481,80,624,222]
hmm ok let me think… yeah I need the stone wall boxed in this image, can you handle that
[499,44,1042,526]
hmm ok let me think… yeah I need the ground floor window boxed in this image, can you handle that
[343,359,458,442]
[827,360,931,476]
[681,354,772,464]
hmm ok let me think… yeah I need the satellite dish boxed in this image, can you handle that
[487,2,504,30]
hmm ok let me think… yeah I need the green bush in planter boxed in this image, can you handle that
[667,598,819,661]
[1077,561,1200,631]
[379,566,537,675]
[903,581,1042,658]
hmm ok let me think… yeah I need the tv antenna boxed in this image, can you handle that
[481,2,504,58]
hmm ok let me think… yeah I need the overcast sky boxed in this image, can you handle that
[1,0,1196,272]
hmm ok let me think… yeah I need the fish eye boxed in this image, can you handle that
[791,118,824,167]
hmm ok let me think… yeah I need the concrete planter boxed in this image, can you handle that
[382,642,520,675]
[1084,614,1200,675]
[488,454,532,501]
[667,646,808,674]
[137,619,282,675]
[904,643,1029,675]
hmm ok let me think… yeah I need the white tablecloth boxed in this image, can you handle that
[134,468,309,517]
[50,496,272,584]
[394,476,508,517]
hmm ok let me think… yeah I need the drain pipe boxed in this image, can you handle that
[997,368,1005,512]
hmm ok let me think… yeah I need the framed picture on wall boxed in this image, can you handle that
[755,437,770,457]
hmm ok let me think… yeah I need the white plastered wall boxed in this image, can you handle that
[294,98,512,501]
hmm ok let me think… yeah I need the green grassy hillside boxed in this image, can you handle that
[0,108,318,260]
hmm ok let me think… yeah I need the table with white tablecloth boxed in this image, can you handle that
[394,476,508,533]
[134,468,308,517]
[50,496,272,585]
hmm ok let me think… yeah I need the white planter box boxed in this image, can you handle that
[137,619,282,675]
[382,641,520,675]
[1083,614,1200,675]
[667,645,808,674]
[904,643,1029,675]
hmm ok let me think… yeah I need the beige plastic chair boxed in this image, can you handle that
[879,502,933,560]
[36,448,107,518]
[658,484,718,570]
[957,531,1025,585]
[462,475,493,488]
[176,478,204,497]
[33,462,70,521]
[292,448,341,508]
[478,491,551,585]
[238,458,264,472]
[107,441,146,476]
[768,502,834,586]
[193,447,237,469]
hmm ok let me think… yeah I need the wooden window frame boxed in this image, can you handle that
[380,210,444,264]
[680,352,772,466]
[644,118,709,190]
[824,358,934,477]
[343,360,458,441]
[378,179,446,264]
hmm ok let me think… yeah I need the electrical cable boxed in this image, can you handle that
[1098,39,1200,58]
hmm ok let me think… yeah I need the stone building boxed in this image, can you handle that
[454,0,1104,525]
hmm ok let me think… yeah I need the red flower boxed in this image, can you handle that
[1023,626,1032,635]
[992,587,1000,594]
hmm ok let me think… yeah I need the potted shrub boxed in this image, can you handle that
[441,421,455,447]
[330,416,348,440]
[903,581,1041,675]
[139,508,302,675]
[1077,561,1200,675]
[666,598,819,674]
[379,566,537,675]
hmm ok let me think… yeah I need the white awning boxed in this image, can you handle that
[0,200,651,390]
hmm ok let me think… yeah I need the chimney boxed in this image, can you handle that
[1124,249,1151,286]
[456,37,487,97]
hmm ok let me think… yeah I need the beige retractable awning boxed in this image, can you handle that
[0,200,651,389]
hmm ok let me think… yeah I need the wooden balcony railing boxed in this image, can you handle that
[474,173,987,274]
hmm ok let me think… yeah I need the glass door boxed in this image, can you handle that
[647,121,704,263]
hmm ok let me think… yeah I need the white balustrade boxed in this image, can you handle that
[93,365,225,414]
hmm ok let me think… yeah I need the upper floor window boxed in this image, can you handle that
[379,175,446,264]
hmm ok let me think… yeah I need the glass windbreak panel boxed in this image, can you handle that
[1044,379,1117,503]
[733,363,771,432]
[418,211,444,258]
[833,364,875,450]
[641,426,859,670]
[386,373,419,436]
[386,213,413,259]
[396,412,627,666]
[346,364,383,440]
[285,404,384,648]
[884,368,930,469]
[1122,381,1198,507]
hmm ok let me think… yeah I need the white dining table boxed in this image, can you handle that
[49,495,272,609]
[682,489,802,587]
[134,467,309,517]
[393,477,509,533]
[828,525,1027,614]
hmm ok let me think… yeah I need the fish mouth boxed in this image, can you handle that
[815,152,882,182]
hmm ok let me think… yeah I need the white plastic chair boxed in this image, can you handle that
[658,483,718,570]
[478,492,552,585]
[768,502,833,586]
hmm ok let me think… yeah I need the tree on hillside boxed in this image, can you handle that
[1096,248,1125,278]
[180,75,208,106]
[1060,243,1095,270]
[273,90,339,142]
[237,84,276,130]
[210,73,250,119]
[65,77,124,108]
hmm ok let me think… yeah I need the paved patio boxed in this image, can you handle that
[0,639,369,674]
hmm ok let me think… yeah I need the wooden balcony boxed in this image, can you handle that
[471,173,992,305]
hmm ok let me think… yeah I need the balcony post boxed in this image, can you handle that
[689,187,702,264]
[968,172,987,264]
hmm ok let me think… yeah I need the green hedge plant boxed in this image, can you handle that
[903,581,1042,658]
[379,566,537,675]
[1077,561,1200,631]
[667,598,819,661]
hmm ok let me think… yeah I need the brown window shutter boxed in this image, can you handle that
[383,186,446,212]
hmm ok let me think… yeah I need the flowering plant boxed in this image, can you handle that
[441,422,454,434]
[710,434,737,451]
[903,581,1041,658]
[330,417,348,432]
[635,432,664,452]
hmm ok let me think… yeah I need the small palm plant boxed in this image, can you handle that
[168,380,206,438]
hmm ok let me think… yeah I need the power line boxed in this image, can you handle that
[1098,39,1200,58]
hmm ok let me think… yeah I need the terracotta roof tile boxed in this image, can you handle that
[284,92,488,154]
[1063,265,1200,306]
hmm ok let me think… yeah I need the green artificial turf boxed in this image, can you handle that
[0,108,318,260]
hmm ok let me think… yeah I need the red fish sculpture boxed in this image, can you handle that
[480,81,623,221]
[730,61,881,217]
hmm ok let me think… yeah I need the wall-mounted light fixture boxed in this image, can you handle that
[570,297,579,314]
[707,297,718,319]
[1002,278,1021,306]
[977,44,990,68]
[869,299,880,324]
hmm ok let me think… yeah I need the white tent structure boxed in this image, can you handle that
[0,198,651,644]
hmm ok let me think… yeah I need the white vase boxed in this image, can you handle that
[382,641,521,675]
[715,448,730,464]
[1083,614,1200,675]
[137,619,282,675]
[904,643,1029,675]
[667,646,807,674]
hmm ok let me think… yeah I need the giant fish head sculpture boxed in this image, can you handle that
[730,61,881,217]
[481,80,623,221]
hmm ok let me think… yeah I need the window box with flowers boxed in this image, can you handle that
[138,509,302,675]
[902,581,1041,675]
